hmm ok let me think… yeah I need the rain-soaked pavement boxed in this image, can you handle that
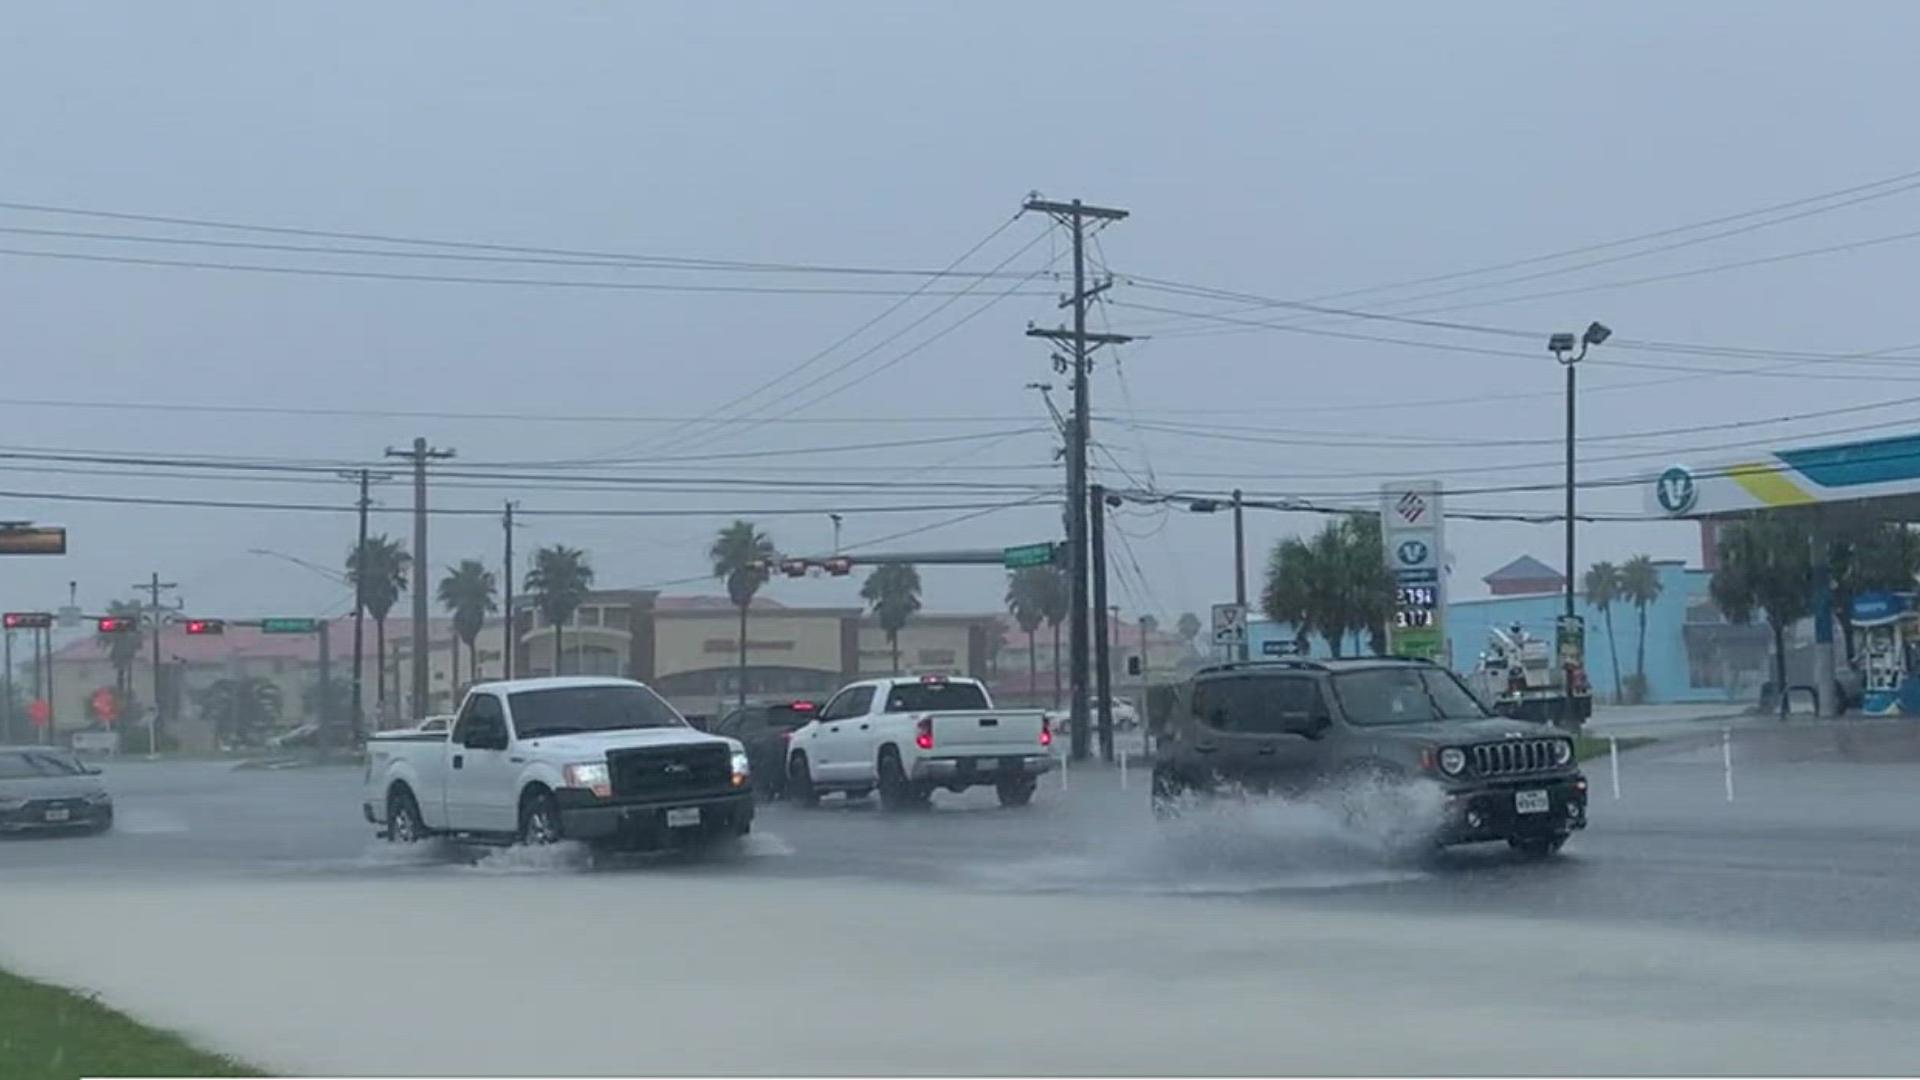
[4,721,1920,1073]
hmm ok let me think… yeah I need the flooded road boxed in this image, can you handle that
[4,724,1920,1073]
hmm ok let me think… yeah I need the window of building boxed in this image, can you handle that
[604,607,630,630]
[579,607,601,627]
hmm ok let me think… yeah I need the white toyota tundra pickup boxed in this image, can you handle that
[783,675,1054,809]
[363,676,754,850]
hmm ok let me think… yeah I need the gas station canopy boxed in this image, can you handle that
[1647,432,1920,521]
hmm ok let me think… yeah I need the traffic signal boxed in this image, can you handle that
[3,612,53,630]
[183,618,225,635]
[822,557,853,577]
[780,559,808,578]
[96,616,139,633]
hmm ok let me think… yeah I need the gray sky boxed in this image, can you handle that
[4,1,1918,626]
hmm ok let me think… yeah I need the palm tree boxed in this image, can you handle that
[197,676,284,747]
[347,535,411,707]
[709,520,776,707]
[1040,566,1069,709]
[1006,569,1048,705]
[1176,612,1202,654]
[94,598,145,696]
[1584,561,1624,704]
[1619,555,1664,701]
[437,560,498,691]
[861,564,923,674]
[524,545,594,676]
[1342,515,1393,656]
[1711,517,1812,717]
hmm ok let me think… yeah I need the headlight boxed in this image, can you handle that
[83,792,112,805]
[1553,739,1574,766]
[730,750,751,787]
[1437,747,1468,776]
[562,762,612,798]
[0,796,27,811]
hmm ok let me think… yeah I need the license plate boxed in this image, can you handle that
[1515,790,1550,815]
[665,807,701,828]
[43,808,70,823]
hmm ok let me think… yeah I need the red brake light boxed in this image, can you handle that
[919,674,946,685]
[790,701,815,712]
[1040,716,1053,748]
[915,716,933,751]
[779,730,793,744]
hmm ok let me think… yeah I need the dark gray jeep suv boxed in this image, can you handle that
[1151,658,1588,856]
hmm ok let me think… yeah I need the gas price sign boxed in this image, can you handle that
[1393,584,1438,629]
[1381,481,1448,661]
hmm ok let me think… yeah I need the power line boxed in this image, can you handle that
[586,212,1033,461]
[0,487,1043,519]
[1277,165,1920,306]
[0,244,1058,297]
[668,229,1060,446]
[0,198,1046,279]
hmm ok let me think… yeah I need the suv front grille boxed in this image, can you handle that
[608,745,732,800]
[1471,739,1563,776]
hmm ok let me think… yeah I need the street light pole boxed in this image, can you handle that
[1547,322,1611,615]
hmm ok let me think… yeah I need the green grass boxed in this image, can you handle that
[1574,734,1655,761]
[0,967,259,1079]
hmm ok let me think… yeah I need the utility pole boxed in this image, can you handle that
[135,572,178,755]
[30,626,43,744]
[1024,195,1131,762]
[1232,488,1249,662]
[386,438,454,722]
[1090,483,1115,763]
[502,500,519,681]
[2,629,12,744]
[341,469,390,743]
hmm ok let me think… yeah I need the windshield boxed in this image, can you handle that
[0,750,85,779]
[508,685,687,739]
[1332,668,1491,726]
[884,681,989,712]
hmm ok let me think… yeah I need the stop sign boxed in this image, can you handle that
[89,687,119,725]
[26,698,50,728]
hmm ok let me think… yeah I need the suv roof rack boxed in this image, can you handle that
[1193,658,1331,675]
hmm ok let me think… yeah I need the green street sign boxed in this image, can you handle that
[1002,542,1060,569]
[260,617,320,634]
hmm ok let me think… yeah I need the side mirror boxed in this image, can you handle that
[84,764,104,776]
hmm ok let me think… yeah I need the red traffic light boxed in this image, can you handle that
[184,619,224,635]
[96,616,139,633]
[3,611,53,630]
[780,559,808,578]
[822,557,852,577]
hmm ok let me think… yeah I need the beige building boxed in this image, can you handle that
[513,591,1000,716]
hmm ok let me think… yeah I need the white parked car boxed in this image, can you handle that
[363,677,753,851]
[784,675,1055,809]
[1045,698,1139,732]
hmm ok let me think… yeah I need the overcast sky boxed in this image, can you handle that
[4,1,1918,629]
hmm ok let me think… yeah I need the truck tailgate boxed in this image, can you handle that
[927,710,1046,756]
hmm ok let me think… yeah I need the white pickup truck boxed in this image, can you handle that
[363,676,754,851]
[783,675,1054,809]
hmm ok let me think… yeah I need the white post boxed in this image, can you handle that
[1118,742,1129,790]
[1059,749,1069,792]
[1722,727,1735,802]
[1608,735,1621,800]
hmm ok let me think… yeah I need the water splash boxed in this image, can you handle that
[976,777,1448,895]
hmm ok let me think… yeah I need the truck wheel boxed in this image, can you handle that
[519,790,562,846]
[387,787,425,844]
[787,754,820,808]
[877,748,927,811]
[995,777,1036,808]
[1509,834,1567,859]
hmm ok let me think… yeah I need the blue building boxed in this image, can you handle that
[1244,556,1769,705]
